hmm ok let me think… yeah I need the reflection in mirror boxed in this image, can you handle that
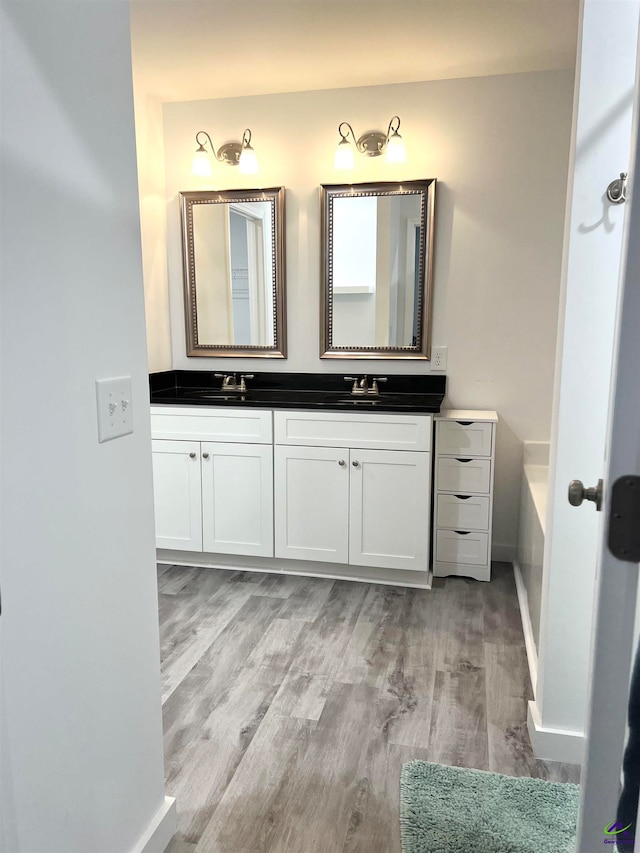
[321,180,435,359]
[180,188,286,357]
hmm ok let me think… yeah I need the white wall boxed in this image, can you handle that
[152,72,573,556]
[531,0,640,758]
[133,88,173,373]
[0,4,170,851]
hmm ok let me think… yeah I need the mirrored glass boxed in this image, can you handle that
[321,180,435,359]
[180,188,286,358]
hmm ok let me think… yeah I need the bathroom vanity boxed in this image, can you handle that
[150,372,499,586]
[150,370,447,588]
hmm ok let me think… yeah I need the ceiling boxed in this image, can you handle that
[130,0,579,103]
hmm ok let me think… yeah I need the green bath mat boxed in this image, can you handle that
[400,761,580,853]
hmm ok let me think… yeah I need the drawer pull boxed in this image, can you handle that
[456,421,474,426]
[454,495,472,500]
[454,530,472,535]
[189,452,196,459]
[455,458,473,463]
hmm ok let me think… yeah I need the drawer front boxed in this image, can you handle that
[437,494,490,531]
[437,420,493,457]
[150,406,272,444]
[436,529,489,566]
[274,410,432,451]
[437,457,491,494]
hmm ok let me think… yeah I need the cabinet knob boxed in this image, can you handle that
[189,452,196,459]
[352,460,360,468]
[202,452,210,459]
[338,459,346,467]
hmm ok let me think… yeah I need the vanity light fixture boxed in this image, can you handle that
[192,128,258,177]
[333,115,406,169]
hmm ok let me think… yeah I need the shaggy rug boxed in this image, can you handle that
[400,760,580,853]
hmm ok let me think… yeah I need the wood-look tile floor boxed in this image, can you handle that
[159,563,580,853]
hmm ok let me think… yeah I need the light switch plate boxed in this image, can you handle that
[96,376,133,443]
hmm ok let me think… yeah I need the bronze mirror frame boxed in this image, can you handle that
[320,179,436,359]
[180,187,286,358]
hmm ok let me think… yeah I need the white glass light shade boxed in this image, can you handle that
[239,145,258,175]
[192,148,212,177]
[385,132,406,164]
[334,140,355,170]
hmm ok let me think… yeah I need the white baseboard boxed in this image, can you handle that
[527,700,585,765]
[512,559,538,698]
[157,550,432,590]
[492,542,516,562]
[131,797,176,853]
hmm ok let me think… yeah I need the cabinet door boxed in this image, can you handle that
[151,439,202,551]
[274,445,349,563]
[201,442,273,557]
[349,449,431,572]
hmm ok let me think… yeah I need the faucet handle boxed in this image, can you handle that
[370,376,387,395]
[238,374,254,392]
[344,376,359,394]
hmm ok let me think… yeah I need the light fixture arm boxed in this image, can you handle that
[195,130,224,162]
[338,122,358,148]
[386,115,401,144]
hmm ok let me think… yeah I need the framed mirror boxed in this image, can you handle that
[320,179,435,359]
[180,187,286,358]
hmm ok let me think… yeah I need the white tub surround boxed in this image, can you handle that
[514,441,550,698]
[432,411,498,582]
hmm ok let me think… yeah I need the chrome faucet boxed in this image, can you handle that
[344,375,387,396]
[214,373,254,392]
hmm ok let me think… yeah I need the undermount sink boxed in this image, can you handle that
[154,384,442,412]
[187,391,243,401]
[188,389,395,404]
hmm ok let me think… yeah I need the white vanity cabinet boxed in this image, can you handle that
[152,439,203,551]
[150,406,274,557]
[274,410,432,573]
[432,410,498,582]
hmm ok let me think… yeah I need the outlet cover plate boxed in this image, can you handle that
[96,376,133,443]
[431,346,448,371]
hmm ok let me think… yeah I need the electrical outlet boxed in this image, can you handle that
[431,346,448,371]
[96,376,133,443]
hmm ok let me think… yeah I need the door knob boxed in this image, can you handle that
[189,452,196,459]
[202,452,210,459]
[568,479,603,511]
[338,459,346,467]
[352,460,360,468]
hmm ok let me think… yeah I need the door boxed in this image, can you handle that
[576,77,640,852]
[201,442,273,557]
[151,439,202,551]
[274,445,349,563]
[349,449,431,572]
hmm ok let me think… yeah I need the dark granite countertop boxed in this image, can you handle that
[150,371,446,414]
